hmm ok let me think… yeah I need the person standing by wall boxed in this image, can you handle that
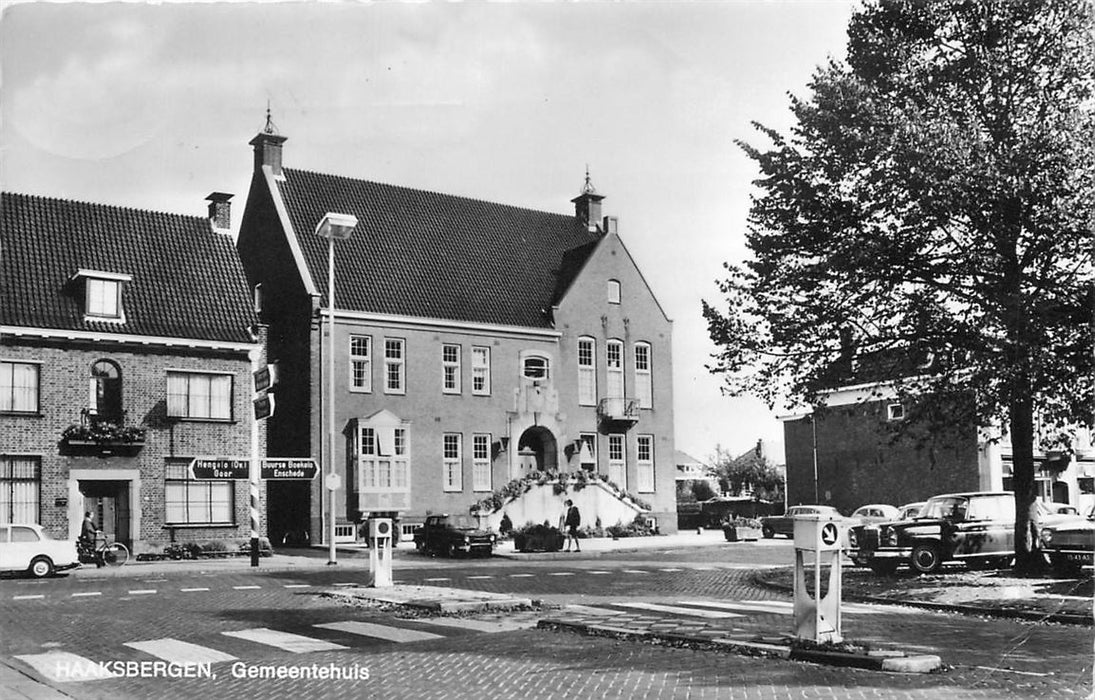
[563,499,581,552]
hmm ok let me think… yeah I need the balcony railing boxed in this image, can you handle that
[598,397,640,424]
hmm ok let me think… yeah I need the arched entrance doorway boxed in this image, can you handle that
[517,426,558,476]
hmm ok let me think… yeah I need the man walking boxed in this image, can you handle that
[563,499,581,552]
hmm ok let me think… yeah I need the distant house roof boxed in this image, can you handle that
[1,192,257,344]
[273,168,603,328]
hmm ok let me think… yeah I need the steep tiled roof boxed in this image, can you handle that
[275,169,601,328]
[1,192,257,343]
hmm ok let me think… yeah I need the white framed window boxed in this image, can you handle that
[442,344,461,394]
[359,425,409,491]
[606,340,624,399]
[253,284,263,314]
[0,457,40,524]
[637,434,655,493]
[472,433,492,492]
[607,279,621,304]
[86,278,121,318]
[350,336,372,392]
[384,338,405,394]
[165,461,234,525]
[634,342,652,409]
[523,355,550,381]
[471,346,491,395]
[166,371,232,420]
[578,432,597,470]
[443,433,463,492]
[578,337,597,406]
[887,403,905,421]
[0,361,40,413]
[608,434,626,488]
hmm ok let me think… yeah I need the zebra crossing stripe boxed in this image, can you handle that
[128,590,157,596]
[13,594,44,600]
[125,639,237,665]
[424,577,450,582]
[181,587,210,592]
[589,571,612,575]
[284,584,310,589]
[679,600,791,614]
[222,628,347,653]
[315,621,443,643]
[413,617,536,633]
[465,575,493,580]
[548,572,575,576]
[614,602,743,618]
[509,573,534,578]
[14,651,117,682]
[232,585,261,590]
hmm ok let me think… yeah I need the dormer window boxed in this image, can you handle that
[74,269,131,322]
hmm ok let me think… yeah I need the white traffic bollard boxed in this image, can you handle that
[368,517,394,587]
[792,514,844,643]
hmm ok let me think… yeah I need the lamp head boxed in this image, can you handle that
[315,212,358,240]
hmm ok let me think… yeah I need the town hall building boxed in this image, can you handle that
[236,125,677,544]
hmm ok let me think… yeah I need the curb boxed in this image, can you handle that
[751,572,1093,627]
[538,619,942,673]
[325,585,533,614]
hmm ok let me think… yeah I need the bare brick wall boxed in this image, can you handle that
[1,338,265,549]
[784,398,980,514]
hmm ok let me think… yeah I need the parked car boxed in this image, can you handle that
[1047,504,1080,517]
[849,491,1081,576]
[0,524,80,578]
[850,504,901,525]
[898,502,926,520]
[1040,506,1095,577]
[412,514,495,557]
[760,505,844,539]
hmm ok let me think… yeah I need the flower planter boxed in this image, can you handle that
[514,530,564,553]
[62,438,145,456]
[723,525,761,542]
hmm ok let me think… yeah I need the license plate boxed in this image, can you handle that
[1066,553,1091,563]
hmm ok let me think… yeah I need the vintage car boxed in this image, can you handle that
[0,524,80,578]
[898,502,926,520]
[850,504,901,525]
[849,491,1081,575]
[1040,506,1095,577]
[760,505,845,539]
[412,514,496,557]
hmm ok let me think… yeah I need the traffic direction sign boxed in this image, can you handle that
[261,459,318,480]
[189,458,250,480]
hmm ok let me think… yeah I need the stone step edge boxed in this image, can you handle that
[538,618,943,673]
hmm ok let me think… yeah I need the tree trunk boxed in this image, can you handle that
[1009,391,1043,575]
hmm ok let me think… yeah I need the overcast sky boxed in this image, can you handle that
[0,0,856,464]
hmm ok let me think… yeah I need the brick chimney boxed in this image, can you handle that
[249,131,287,178]
[206,192,233,233]
[249,107,287,177]
[571,168,605,233]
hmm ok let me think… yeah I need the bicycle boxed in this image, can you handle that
[77,533,129,568]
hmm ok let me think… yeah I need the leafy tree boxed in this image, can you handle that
[691,479,718,503]
[710,444,785,504]
[704,1,1094,572]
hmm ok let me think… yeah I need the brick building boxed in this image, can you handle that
[0,192,264,553]
[236,126,677,543]
[781,357,1093,515]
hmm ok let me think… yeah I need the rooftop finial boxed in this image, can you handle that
[581,165,597,195]
[263,101,280,135]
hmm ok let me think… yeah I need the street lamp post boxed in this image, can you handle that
[314,212,358,566]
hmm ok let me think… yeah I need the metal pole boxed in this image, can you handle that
[328,236,338,565]
[249,346,261,567]
[811,414,819,504]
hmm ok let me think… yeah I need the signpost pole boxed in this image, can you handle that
[249,348,262,568]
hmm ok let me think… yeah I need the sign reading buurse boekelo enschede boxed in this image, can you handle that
[188,458,318,480]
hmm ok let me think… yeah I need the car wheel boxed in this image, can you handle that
[910,543,943,574]
[29,556,54,579]
[868,561,898,576]
[762,525,775,539]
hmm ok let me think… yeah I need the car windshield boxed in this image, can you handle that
[446,515,479,529]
